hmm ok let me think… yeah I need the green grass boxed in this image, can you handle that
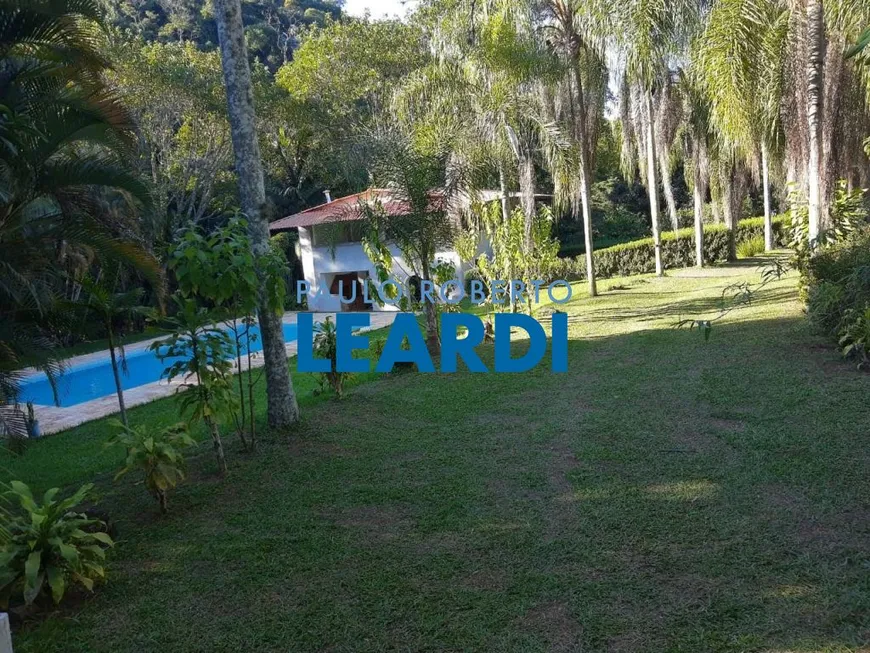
[5,258,870,652]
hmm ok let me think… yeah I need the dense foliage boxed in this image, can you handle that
[805,226,870,368]
[108,0,342,70]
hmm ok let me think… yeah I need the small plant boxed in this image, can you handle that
[736,235,765,259]
[152,295,237,474]
[839,305,870,370]
[313,317,352,398]
[0,482,113,607]
[107,420,196,513]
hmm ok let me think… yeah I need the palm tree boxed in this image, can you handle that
[65,275,146,427]
[694,0,788,252]
[397,3,573,302]
[0,0,160,433]
[360,130,469,359]
[679,72,712,266]
[540,0,611,297]
[616,0,698,276]
[806,0,825,243]
[212,0,299,429]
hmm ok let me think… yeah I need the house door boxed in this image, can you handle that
[330,273,371,311]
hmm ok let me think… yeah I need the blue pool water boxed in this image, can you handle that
[19,322,299,408]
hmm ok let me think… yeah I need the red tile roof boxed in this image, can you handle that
[269,189,451,232]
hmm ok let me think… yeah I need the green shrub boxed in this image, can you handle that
[313,316,351,398]
[558,216,788,281]
[804,227,870,363]
[0,482,113,607]
[108,420,196,514]
[737,235,765,259]
[838,305,870,369]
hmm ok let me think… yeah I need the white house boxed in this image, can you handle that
[269,189,498,312]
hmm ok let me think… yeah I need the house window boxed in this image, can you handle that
[311,222,365,247]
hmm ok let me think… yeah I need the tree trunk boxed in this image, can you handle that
[232,317,250,451]
[720,165,740,261]
[498,163,518,312]
[157,488,168,514]
[214,0,299,429]
[206,416,228,475]
[498,165,511,223]
[806,0,825,244]
[644,93,663,276]
[518,153,536,253]
[693,165,705,268]
[711,195,722,224]
[420,259,441,358]
[761,141,773,251]
[571,65,597,297]
[659,151,679,232]
[246,322,257,452]
[107,332,128,428]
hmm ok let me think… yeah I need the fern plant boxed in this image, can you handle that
[0,482,113,608]
[108,420,196,513]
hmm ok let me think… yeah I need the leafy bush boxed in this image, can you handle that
[838,306,870,369]
[805,226,870,367]
[0,482,113,607]
[557,216,788,281]
[108,420,196,513]
[313,317,351,398]
[737,235,765,259]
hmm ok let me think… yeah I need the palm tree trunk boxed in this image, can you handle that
[806,0,826,244]
[571,65,597,297]
[644,93,663,276]
[761,141,773,251]
[711,195,722,224]
[693,164,705,267]
[498,165,511,223]
[107,330,128,428]
[420,259,441,358]
[518,153,536,252]
[499,164,518,313]
[720,166,738,261]
[214,0,299,429]
[659,151,679,232]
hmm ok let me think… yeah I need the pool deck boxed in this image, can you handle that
[26,311,399,435]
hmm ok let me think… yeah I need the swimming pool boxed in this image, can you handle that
[19,322,299,408]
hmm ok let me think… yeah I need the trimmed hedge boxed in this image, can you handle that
[559,216,788,280]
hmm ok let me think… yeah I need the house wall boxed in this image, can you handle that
[298,225,480,312]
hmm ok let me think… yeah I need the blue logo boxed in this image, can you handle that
[296,277,569,373]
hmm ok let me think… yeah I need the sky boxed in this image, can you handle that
[341,0,418,20]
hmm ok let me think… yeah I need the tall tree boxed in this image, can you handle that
[806,0,826,243]
[213,0,299,428]
[694,0,788,252]
[616,0,697,276]
[66,276,146,427]
[541,0,610,297]
[360,131,469,359]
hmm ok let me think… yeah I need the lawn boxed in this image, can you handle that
[4,258,869,652]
